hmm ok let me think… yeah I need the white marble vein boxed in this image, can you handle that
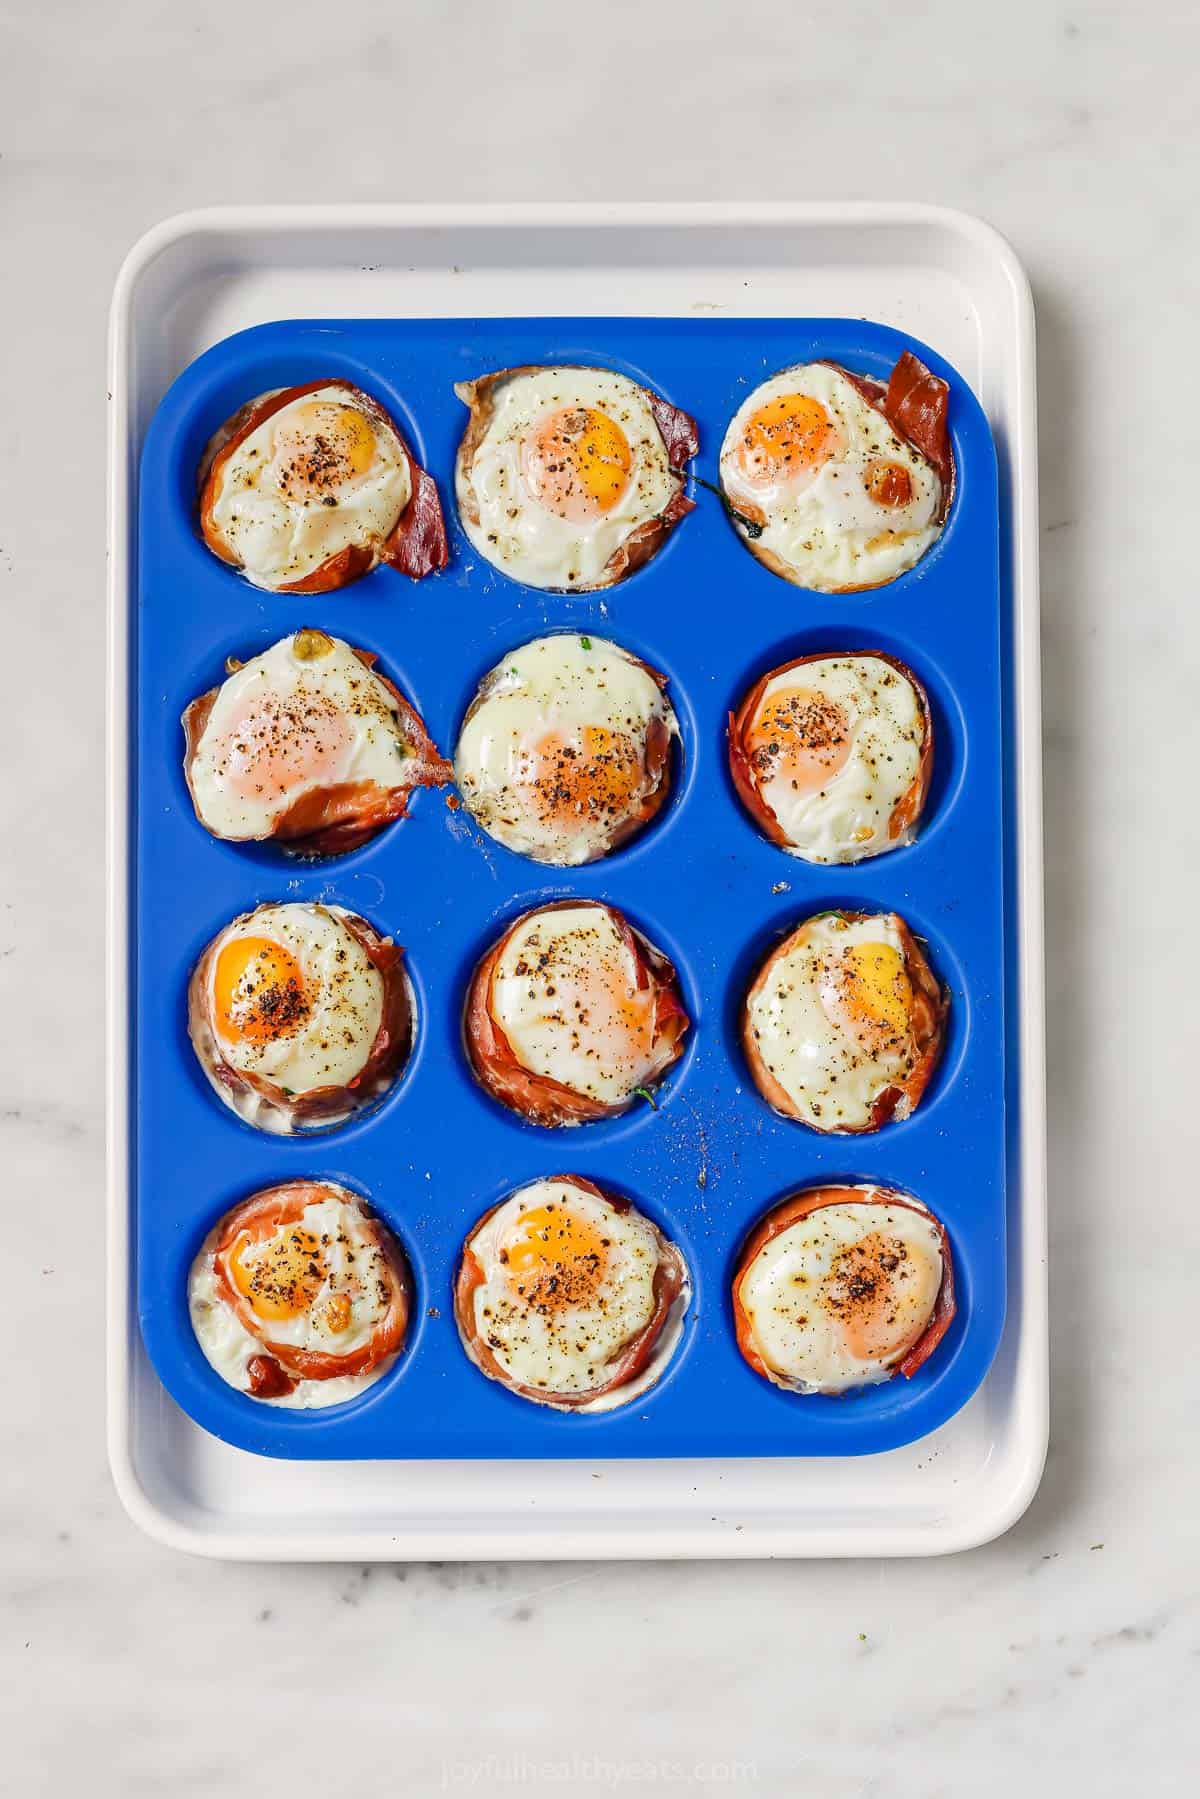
[2,0,1197,1793]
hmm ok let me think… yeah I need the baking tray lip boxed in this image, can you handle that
[107,201,1046,1559]
[107,195,1040,280]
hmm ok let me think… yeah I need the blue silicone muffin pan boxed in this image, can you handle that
[133,315,1006,1460]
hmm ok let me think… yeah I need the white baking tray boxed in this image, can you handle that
[107,203,1046,1559]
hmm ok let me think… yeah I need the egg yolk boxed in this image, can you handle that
[502,1204,609,1312]
[508,917,657,1089]
[516,725,642,829]
[213,935,311,1047]
[736,393,842,489]
[822,1230,928,1360]
[820,941,912,1054]
[230,1225,326,1322]
[748,686,853,796]
[217,686,354,801]
[521,406,633,521]
[274,400,378,498]
[572,941,655,1070]
[864,457,915,510]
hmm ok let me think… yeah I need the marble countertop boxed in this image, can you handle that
[3,1,1194,1792]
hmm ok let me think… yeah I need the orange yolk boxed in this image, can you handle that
[820,941,913,1055]
[573,946,655,1069]
[516,725,642,828]
[521,406,633,521]
[218,688,354,801]
[230,1226,326,1322]
[748,686,853,796]
[274,400,378,496]
[864,457,915,510]
[736,393,842,489]
[213,935,311,1047]
[502,1204,609,1311]
[823,1231,925,1360]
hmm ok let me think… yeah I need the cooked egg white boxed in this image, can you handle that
[737,1189,944,1393]
[720,363,943,590]
[461,1178,687,1409]
[455,633,678,864]
[207,384,411,590]
[188,630,422,841]
[456,367,681,589]
[746,911,926,1131]
[488,904,665,1110]
[740,655,926,863]
[191,903,386,1132]
[189,1187,399,1408]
